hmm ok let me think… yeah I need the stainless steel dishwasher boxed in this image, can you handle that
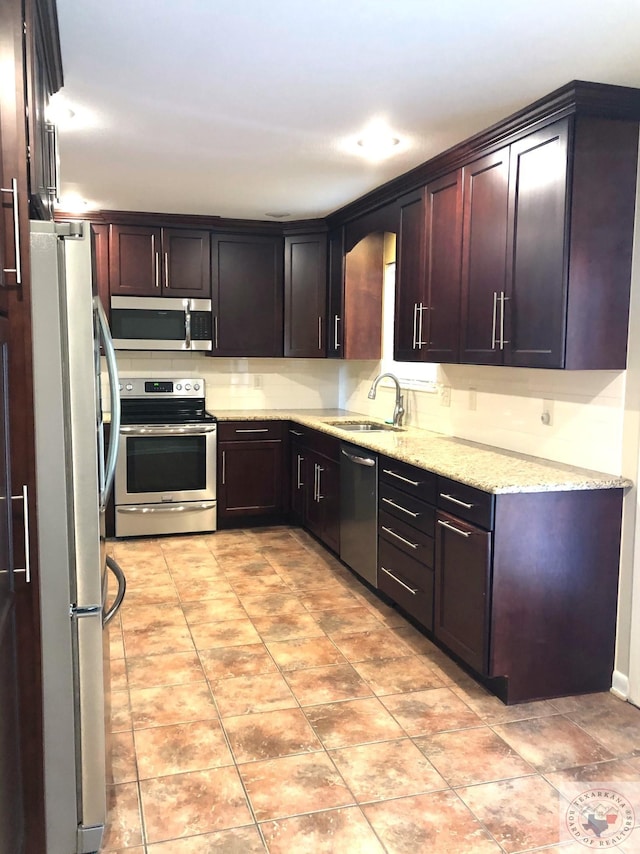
[340,443,378,587]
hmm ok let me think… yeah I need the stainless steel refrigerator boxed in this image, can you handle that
[29,220,124,853]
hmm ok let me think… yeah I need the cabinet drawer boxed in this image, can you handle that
[379,510,434,568]
[378,540,434,630]
[380,457,436,504]
[379,483,435,536]
[437,477,494,529]
[218,421,284,442]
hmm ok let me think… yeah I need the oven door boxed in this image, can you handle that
[115,424,217,505]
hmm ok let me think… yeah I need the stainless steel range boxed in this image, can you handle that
[114,378,217,537]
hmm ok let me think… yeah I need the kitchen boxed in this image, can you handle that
[2,1,640,852]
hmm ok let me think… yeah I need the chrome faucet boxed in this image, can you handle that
[368,372,405,427]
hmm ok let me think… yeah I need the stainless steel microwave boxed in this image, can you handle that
[110,296,213,351]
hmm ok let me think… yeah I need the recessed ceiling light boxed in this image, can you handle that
[265,212,291,218]
[344,118,405,163]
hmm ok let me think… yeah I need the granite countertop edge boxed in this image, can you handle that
[212,408,632,495]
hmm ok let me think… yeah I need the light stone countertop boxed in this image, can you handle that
[213,408,632,495]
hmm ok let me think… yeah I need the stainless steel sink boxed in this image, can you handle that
[327,421,403,433]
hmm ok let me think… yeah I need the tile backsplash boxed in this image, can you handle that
[106,351,626,475]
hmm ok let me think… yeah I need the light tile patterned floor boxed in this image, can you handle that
[104,527,640,853]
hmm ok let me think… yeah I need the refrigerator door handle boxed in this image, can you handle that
[103,555,126,628]
[95,296,120,510]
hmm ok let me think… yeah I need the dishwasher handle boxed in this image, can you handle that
[341,449,376,467]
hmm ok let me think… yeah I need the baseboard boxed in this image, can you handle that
[611,669,630,700]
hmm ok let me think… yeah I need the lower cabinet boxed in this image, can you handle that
[378,457,436,631]
[287,424,340,553]
[217,421,285,526]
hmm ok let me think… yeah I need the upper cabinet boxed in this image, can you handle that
[25,0,63,220]
[283,230,327,358]
[394,106,639,370]
[109,225,211,298]
[328,228,385,360]
[211,233,283,357]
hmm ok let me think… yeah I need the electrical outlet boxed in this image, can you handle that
[440,385,451,407]
[541,398,553,426]
[468,387,477,411]
[253,374,263,389]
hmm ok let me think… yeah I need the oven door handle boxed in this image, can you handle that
[119,424,217,436]
[116,502,216,514]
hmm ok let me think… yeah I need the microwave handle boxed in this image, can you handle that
[184,299,191,349]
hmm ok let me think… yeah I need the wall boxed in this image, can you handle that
[109,352,342,411]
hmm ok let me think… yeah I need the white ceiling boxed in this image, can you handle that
[55,0,640,221]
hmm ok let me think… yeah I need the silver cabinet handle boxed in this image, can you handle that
[491,291,498,350]
[500,292,509,348]
[103,555,126,628]
[11,485,31,583]
[95,297,120,508]
[317,465,324,500]
[318,316,323,351]
[383,468,420,487]
[380,566,418,595]
[221,450,226,485]
[341,449,376,467]
[381,526,419,550]
[154,247,160,288]
[235,428,269,433]
[439,492,473,509]
[412,303,418,349]
[1,178,22,285]
[381,496,419,518]
[296,454,304,489]
[289,429,304,437]
[45,122,60,202]
[437,519,471,538]
[164,251,169,289]
[334,315,341,349]
[417,303,427,348]
[313,463,318,501]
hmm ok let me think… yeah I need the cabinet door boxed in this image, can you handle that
[0,316,24,853]
[434,510,491,674]
[343,232,384,360]
[505,119,570,368]
[327,228,344,358]
[423,170,462,363]
[162,228,211,298]
[109,225,162,296]
[91,224,110,316]
[460,150,510,365]
[394,190,425,361]
[318,455,340,554]
[218,440,283,522]
[211,234,283,357]
[284,232,328,357]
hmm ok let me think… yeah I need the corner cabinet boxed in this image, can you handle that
[210,233,283,357]
[283,231,328,357]
[109,225,211,298]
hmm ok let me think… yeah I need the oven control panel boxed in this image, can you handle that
[119,378,205,398]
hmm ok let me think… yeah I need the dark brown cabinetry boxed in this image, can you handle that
[211,233,283,357]
[217,421,285,526]
[109,225,211,298]
[283,231,327,357]
[327,227,385,360]
[287,425,340,553]
[394,190,425,362]
[378,457,437,630]
[460,149,510,365]
[434,478,494,675]
[24,0,63,221]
